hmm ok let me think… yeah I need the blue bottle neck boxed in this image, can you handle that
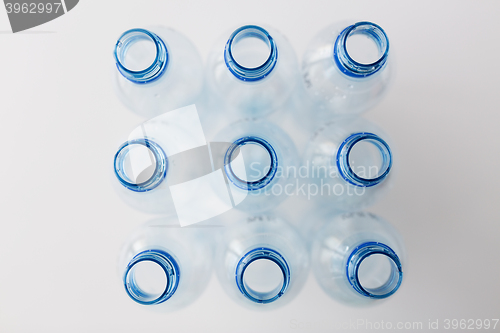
[346,242,403,299]
[114,138,168,192]
[333,22,389,78]
[235,247,290,304]
[336,132,392,187]
[114,28,169,84]
[224,136,278,191]
[224,25,278,82]
[123,249,180,305]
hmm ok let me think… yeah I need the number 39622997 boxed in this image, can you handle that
[5,3,62,14]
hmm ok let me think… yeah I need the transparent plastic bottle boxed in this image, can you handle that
[303,116,394,212]
[206,24,299,118]
[302,21,392,117]
[113,27,204,118]
[118,217,213,309]
[310,211,405,306]
[211,118,299,213]
[215,215,308,309]
[112,105,211,215]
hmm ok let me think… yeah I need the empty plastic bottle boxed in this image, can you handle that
[302,21,392,117]
[112,105,211,215]
[310,211,405,306]
[113,26,204,118]
[211,118,299,213]
[206,24,299,118]
[215,215,308,308]
[118,217,213,308]
[303,116,394,212]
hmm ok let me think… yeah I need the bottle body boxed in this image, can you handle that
[206,25,299,118]
[113,26,204,118]
[310,211,405,306]
[212,118,299,213]
[215,215,308,308]
[118,217,213,309]
[302,21,392,118]
[303,116,394,212]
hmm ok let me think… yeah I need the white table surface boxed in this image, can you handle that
[1,1,499,332]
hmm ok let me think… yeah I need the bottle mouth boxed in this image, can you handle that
[336,132,392,187]
[235,248,290,304]
[124,250,180,305]
[346,242,403,299]
[333,21,389,78]
[114,138,168,192]
[224,25,278,82]
[224,136,278,191]
[114,28,168,84]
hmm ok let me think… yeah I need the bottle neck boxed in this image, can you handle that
[224,136,278,191]
[235,247,290,304]
[123,249,180,305]
[114,28,168,84]
[333,22,389,78]
[346,242,403,299]
[224,25,278,82]
[336,132,392,187]
[114,138,168,192]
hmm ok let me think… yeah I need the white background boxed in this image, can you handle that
[1,1,499,332]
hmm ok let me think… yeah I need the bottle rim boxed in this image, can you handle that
[346,242,403,299]
[224,136,278,191]
[224,25,278,82]
[333,21,389,78]
[114,138,168,192]
[114,28,169,84]
[336,132,392,187]
[123,249,180,305]
[235,247,291,304]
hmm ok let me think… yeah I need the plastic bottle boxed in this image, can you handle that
[215,215,308,308]
[113,27,204,118]
[303,117,394,211]
[112,105,210,215]
[310,211,405,306]
[302,21,392,118]
[211,118,299,213]
[206,24,299,118]
[118,217,213,309]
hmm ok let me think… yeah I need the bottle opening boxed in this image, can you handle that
[124,250,180,305]
[333,22,389,78]
[224,25,278,81]
[114,28,168,84]
[129,260,168,298]
[346,242,403,299]
[114,139,168,192]
[235,248,290,304]
[121,36,158,72]
[231,33,272,69]
[121,144,157,184]
[346,32,382,65]
[231,142,272,182]
[357,253,393,290]
[357,253,401,297]
[336,132,392,187]
[348,140,386,180]
[243,258,284,295]
[224,136,278,191]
